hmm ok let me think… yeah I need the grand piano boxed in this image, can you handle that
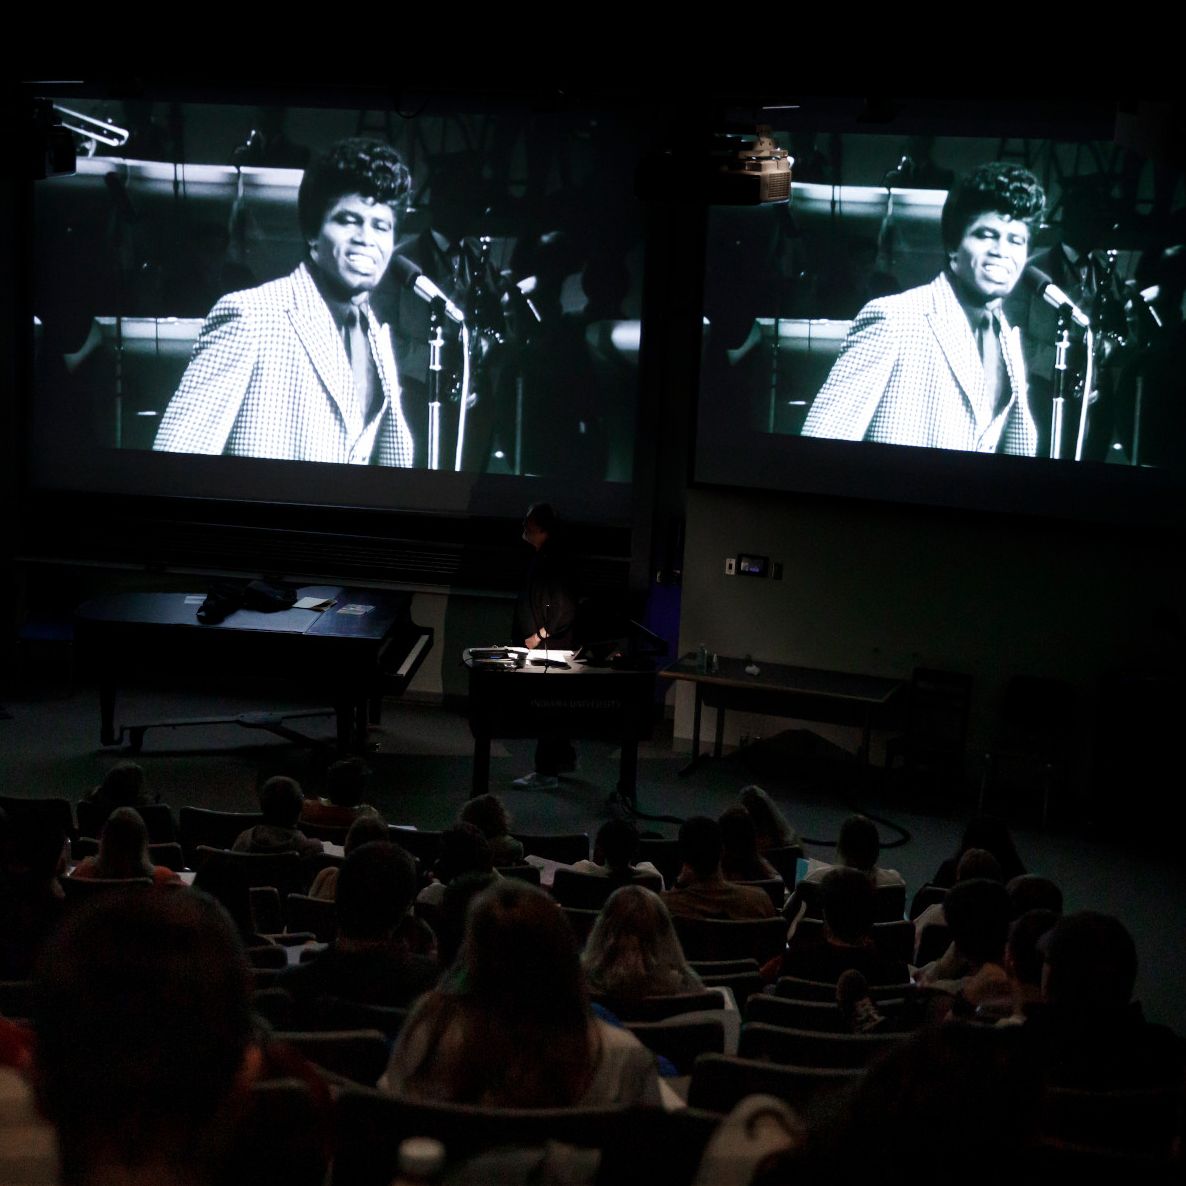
[75,585,433,753]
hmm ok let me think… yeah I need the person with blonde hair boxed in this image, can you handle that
[583,885,702,1001]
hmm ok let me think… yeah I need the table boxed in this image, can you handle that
[75,586,432,752]
[463,649,657,804]
[660,654,903,771]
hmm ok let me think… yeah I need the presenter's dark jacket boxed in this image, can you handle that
[513,540,578,648]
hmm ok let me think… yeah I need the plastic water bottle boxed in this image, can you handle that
[390,1136,445,1185]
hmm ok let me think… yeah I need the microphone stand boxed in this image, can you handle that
[426,303,444,470]
[1049,309,1072,460]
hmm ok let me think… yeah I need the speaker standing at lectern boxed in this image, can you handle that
[511,503,578,791]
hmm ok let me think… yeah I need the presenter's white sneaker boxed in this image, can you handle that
[512,772,559,791]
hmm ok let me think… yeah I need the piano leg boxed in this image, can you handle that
[100,680,118,747]
[618,739,639,809]
[471,735,491,798]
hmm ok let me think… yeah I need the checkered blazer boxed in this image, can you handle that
[154,263,414,466]
[801,272,1037,456]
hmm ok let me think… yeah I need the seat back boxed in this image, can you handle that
[286,894,338,942]
[77,800,177,843]
[551,867,662,909]
[305,996,408,1039]
[511,832,590,864]
[672,914,787,963]
[775,975,913,1003]
[179,807,263,867]
[331,1086,656,1186]
[623,1016,726,1074]
[196,847,310,898]
[696,969,764,1009]
[635,838,682,887]
[738,1021,907,1067]
[590,990,725,1022]
[796,878,906,922]
[276,1029,390,1087]
[688,1052,860,1114]
[0,795,75,843]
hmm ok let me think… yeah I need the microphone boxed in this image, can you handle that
[1024,266,1090,328]
[1127,281,1164,330]
[391,256,465,324]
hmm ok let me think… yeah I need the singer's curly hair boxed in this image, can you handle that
[940,162,1045,253]
[297,137,411,241]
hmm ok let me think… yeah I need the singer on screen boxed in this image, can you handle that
[153,138,415,466]
[802,162,1046,456]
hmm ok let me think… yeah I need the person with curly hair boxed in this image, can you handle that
[155,137,415,465]
[802,162,1045,455]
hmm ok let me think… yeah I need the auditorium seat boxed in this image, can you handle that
[511,832,590,864]
[179,807,263,867]
[672,914,787,963]
[551,866,662,908]
[624,1016,726,1074]
[738,1021,906,1068]
[688,1052,860,1114]
[76,799,177,843]
[276,1030,390,1087]
[330,1087,666,1186]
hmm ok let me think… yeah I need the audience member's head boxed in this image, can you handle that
[1041,910,1138,1011]
[738,785,798,849]
[943,878,1012,966]
[820,867,876,945]
[343,809,389,856]
[594,818,639,873]
[436,871,498,970]
[1006,908,1059,990]
[583,885,702,1000]
[955,847,1004,883]
[836,815,880,872]
[811,1023,1041,1180]
[92,761,149,807]
[953,816,1025,881]
[1006,873,1063,918]
[678,816,723,880]
[258,776,304,827]
[718,806,765,876]
[400,880,593,1106]
[459,794,513,842]
[33,888,257,1184]
[323,757,370,808]
[335,842,418,942]
[462,880,587,1023]
[93,806,154,879]
[434,823,493,884]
